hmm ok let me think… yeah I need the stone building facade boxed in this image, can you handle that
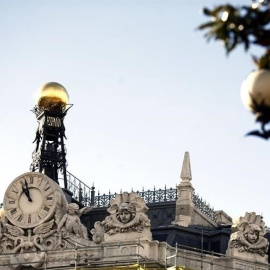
[0,152,269,270]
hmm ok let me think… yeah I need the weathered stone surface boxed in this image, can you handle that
[92,192,152,243]
[0,173,94,269]
[226,212,269,263]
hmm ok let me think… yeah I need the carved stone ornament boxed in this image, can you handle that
[227,212,269,259]
[91,192,151,243]
[0,172,93,269]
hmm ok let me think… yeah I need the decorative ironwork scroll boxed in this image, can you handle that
[135,186,178,203]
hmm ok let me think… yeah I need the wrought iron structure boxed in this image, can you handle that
[192,192,216,222]
[136,186,178,203]
[62,171,95,206]
[61,171,216,222]
[30,105,72,188]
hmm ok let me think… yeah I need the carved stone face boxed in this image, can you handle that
[116,202,135,224]
[68,203,79,215]
[119,210,132,224]
[246,230,258,244]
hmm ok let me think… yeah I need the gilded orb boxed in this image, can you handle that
[37,82,69,112]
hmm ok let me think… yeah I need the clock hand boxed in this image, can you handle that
[22,180,32,202]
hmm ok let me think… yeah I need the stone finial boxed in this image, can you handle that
[180,151,192,182]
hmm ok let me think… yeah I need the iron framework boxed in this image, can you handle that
[192,193,216,221]
[58,171,216,222]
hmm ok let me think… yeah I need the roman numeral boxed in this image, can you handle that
[17,215,23,222]
[43,206,50,212]
[9,200,15,204]
[47,196,53,200]
[39,179,43,186]
[28,215,31,223]
[10,209,17,215]
[45,186,50,192]
[29,177,34,184]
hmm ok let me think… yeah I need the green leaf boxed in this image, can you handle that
[197,21,218,30]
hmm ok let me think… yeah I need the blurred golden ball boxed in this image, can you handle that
[37,82,69,112]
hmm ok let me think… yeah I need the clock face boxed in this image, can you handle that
[4,172,62,228]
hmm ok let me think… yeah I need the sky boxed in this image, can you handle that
[1,0,270,226]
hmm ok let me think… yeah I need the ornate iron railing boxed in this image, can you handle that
[136,186,178,203]
[192,192,216,221]
[94,191,116,207]
[51,171,216,222]
[91,186,179,207]
[60,171,95,205]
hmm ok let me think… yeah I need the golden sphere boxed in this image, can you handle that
[37,82,69,112]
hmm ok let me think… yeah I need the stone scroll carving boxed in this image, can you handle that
[91,192,151,243]
[227,212,269,259]
[0,202,93,269]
